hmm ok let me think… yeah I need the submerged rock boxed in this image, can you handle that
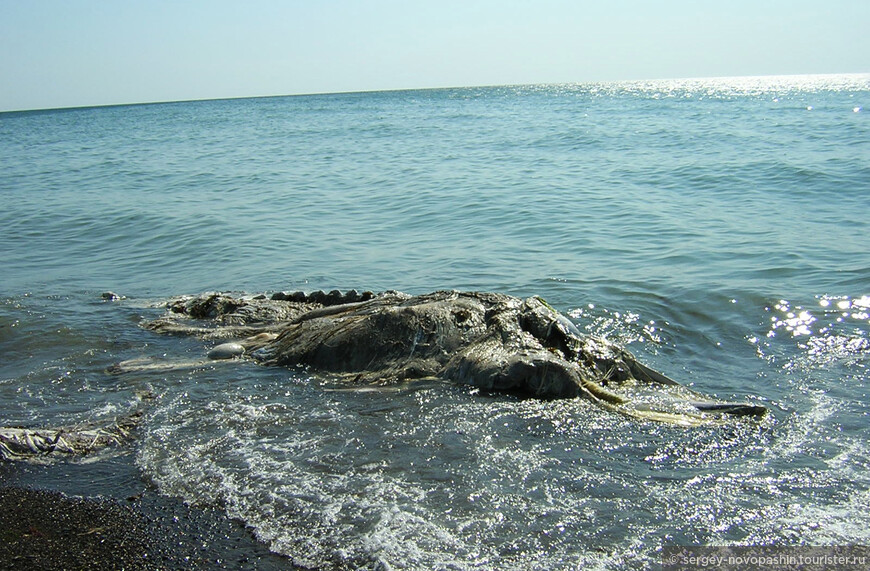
[142,290,767,425]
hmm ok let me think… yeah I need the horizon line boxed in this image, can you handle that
[2,71,868,115]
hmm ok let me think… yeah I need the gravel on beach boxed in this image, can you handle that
[0,486,296,570]
[0,486,159,569]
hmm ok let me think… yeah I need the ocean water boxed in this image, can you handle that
[1,74,868,569]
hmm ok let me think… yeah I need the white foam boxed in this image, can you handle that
[135,353,870,569]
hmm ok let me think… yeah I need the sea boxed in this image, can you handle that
[1,74,868,570]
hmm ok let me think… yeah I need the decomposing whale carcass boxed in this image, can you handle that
[142,289,766,425]
[1,289,766,462]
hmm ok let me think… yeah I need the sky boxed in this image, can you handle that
[1,0,868,112]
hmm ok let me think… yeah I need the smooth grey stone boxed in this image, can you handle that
[208,342,245,360]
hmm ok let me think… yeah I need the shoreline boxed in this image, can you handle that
[0,458,295,570]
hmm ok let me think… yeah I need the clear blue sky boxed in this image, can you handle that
[1,0,867,111]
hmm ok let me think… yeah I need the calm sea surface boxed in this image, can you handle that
[1,74,868,569]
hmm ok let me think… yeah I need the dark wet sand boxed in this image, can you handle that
[1,486,162,570]
[0,459,299,570]
[0,486,300,570]
[0,487,295,570]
